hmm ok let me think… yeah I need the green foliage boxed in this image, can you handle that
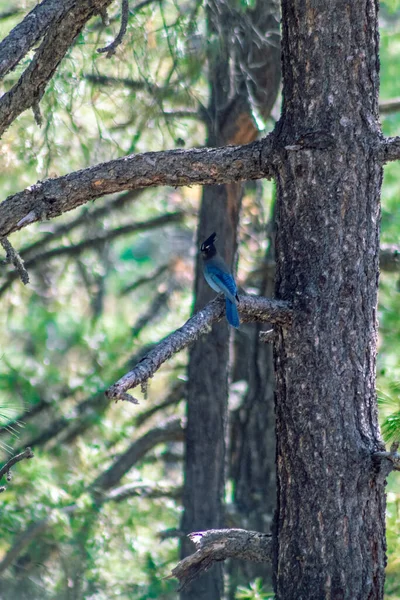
[235,578,274,600]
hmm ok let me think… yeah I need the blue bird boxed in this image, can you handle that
[200,232,240,328]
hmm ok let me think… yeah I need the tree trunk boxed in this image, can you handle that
[180,1,280,598]
[229,218,277,595]
[273,1,386,598]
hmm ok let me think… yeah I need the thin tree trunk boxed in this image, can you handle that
[229,221,276,595]
[180,1,280,597]
[273,1,386,598]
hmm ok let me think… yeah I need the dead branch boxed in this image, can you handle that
[170,528,273,590]
[0,0,114,137]
[106,294,293,403]
[0,237,29,284]
[97,0,129,57]
[0,0,73,79]
[0,136,276,238]
[0,447,34,486]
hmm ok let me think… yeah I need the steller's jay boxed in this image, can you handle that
[200,232,240,328]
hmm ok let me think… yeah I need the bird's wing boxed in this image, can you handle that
[204,265,238,303]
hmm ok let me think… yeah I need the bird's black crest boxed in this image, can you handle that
[201,232,216,253]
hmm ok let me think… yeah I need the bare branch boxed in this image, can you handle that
[380,244,400,273]
[0,447,34,483]
[97,0,129,57]
[379,97,400,115]
[0,0,113,137]
[0,237,29,284]
[0,0,73,80]
[105,482,182,502]
[170,529,272,590]
[91,418,185,498]
[0,212,184,297]
[121,262,170,295]
[0,136,276,238]
[20,189,142,260]
[381,136,400,163]
[106,294,293,402]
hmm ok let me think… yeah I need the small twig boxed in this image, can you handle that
[0,237,29,284]
[97,0,129,57]
[106,295,293,403]
[98,6,110,26]
[32,100,42,127]
[159,528,184,540]
[0,447,34,483]
[169,529,273,590]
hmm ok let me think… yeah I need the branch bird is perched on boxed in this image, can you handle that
[200,232,240,328]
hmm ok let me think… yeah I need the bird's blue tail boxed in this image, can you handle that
[226,298,240,328]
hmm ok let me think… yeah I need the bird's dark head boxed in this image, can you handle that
[200,232,217,259]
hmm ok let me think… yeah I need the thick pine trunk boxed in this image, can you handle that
[273,1,386,598]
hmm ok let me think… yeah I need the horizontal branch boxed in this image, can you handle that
[170,529,273,590]
[379,97,400,115]
[106,294,293,402]
[373,442,400,473]
[380,244,400,273]
[105,482,182,503]
[381,136,400,163]
[0,136,276,237]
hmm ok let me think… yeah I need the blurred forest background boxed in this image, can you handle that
[0,0,399,598]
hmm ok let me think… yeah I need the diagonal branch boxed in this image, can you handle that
[0,447,34,491]
[91,417,185,498]
[106,294,293,402]
[20,189,143,260]
[0,0,113,137]
[0,0,75,80]
[0,137,276,238]
[170,529,273,590]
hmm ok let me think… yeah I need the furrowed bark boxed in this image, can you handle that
[106,295,292,402]
[273,1,386,599]
[0,0,75,79]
